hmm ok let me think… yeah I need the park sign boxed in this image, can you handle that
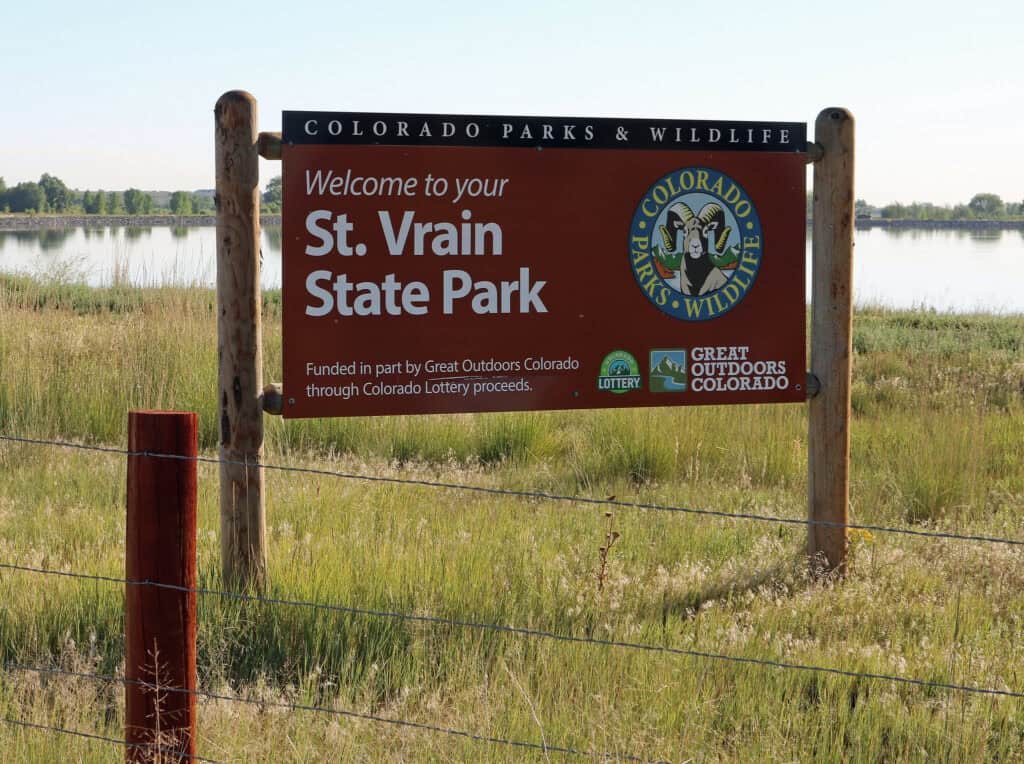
[280,111,807,419]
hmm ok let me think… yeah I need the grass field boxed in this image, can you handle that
[1,273,1023,761]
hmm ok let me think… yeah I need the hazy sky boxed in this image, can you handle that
[1,0,1020,206]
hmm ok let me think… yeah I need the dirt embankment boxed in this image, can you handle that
[0,215,282,231]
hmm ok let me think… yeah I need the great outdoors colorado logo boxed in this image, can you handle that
[629,168,762,321]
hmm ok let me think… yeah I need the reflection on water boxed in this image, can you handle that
[873,227,1005,243]
[0,223,1021,312]
[263,225,282,253]
[875,227,932,241]
[9,230,46,245]
[38,229,73,251]
[967,229,1003,243]
[124,226,152,241]
[0,224,283,288]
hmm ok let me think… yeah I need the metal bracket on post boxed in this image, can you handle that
[805,372,821,399]
[262,383,284,416]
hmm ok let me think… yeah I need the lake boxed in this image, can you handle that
[0,224,1022,314]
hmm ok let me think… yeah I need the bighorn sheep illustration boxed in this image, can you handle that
[658,202,732,296]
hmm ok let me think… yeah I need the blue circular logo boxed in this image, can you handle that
[629,167,762,321]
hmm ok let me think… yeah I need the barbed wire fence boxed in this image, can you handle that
[5,433,1022,548]
[1,432,1022,761]
[0,717,223,764]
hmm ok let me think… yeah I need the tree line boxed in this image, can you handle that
[0,174,215,215]
[858,193,1023,221]
[6,173,1020,222]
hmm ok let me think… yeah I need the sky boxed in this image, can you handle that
[1,0,1020,206]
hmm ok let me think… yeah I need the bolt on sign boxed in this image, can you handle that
[281,111,807,418]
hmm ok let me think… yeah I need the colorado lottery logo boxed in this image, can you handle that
[629,168,762,321]
[597,351,641,394]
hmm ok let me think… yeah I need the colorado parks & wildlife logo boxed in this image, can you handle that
[629,167,762,321]
[597,351,641,394]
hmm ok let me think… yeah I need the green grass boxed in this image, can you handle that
[1,279,1023,761]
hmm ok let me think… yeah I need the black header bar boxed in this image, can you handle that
[283,111,807,153]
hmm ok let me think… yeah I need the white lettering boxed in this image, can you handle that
[378,210,414,255]
[305,270,333,316]
[304,210,333,256]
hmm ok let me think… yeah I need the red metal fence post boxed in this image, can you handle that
[125,411,198,762]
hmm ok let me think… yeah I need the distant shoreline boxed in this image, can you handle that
[854,218,1024,230]
[0,214,282,231]
[0,214,1020,232]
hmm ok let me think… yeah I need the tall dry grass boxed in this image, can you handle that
[1,275,1023,761]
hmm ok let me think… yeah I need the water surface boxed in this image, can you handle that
[1,224,1022,313]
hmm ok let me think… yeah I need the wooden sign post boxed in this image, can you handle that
[808,108,855,574]
[215,91,267,592]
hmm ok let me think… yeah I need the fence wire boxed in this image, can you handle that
[2,433,1023,549]
[3,561,1022,702]
[0,715,223,763]
[4,431,1024,761]
[3,663,637,762]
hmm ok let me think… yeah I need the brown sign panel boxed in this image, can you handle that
[281,112,806,419]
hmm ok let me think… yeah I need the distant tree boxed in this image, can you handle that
[94,190,107,215]
[906,202,950,221]
[38,173,71,212]
[123,188,140,214]
[107,191,123,214]
[82,190,95,213]
[6,182,47,213]
[169,191,193,215]
[967,193,1005,219]
[854,199,874,218]
[880,203,905,219]
[262,175,282,212]
[124,188,149,215]
[191,193,210,214]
